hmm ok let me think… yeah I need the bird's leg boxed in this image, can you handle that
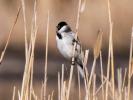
[71,57,75,65]
[72,61,75,65]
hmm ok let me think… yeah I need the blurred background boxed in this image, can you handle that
[0,0,133,99]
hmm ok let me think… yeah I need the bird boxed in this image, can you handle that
[56,21,84,77]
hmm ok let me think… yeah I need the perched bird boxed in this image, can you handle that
[56,21,84,77]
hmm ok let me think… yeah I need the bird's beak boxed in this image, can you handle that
[56,26,59,32]
[56,28,59,33]
[56,25,59,30]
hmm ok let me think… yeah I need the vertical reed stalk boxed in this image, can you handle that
[20,0,38,99]
[43,11,50,100]
[0,7,21,64]
[21,0,28,60]
[108,0,115,99]
[100,51,104,100]
[58,73,61,100]
[12,86,16,100]
[61,64,64,100]
[106,0,114,99]
[66,66,74,100]
[127,27,133,100]
[78,69,81,100]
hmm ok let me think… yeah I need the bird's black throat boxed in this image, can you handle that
[57,33,62,39]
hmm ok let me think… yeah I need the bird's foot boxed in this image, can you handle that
[72,61,75,65]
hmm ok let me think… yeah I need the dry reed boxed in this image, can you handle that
[0,7,21,64]
[106,0,115,99]
[4,0,132,100]
[43,10,50,100]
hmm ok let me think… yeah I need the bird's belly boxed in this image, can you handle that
[57,40,73,60]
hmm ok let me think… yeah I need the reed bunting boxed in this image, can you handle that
[56,21,84,77]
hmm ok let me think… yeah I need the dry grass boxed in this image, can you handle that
[0,6,21,64]
[0,0,133,100]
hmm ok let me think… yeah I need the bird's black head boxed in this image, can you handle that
[56,21,68,31]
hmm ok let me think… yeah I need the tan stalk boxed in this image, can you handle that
[72,0,82,66]
[78,67,81,100]
[108,0,115,98]
[80,0,86,13]
[24,32,37,100]
[61,64,64,100]
[66,0,82,99]
[43,11,50,100]
[94,30,103,59]
[12,86,16,100]
[117,68,122,100]
[92,74,96,100]
[106,0,114,99]
[94,78,108,96]
[18,90,21,100]
[75,0,82,32]
[124,88,127,100]
[58,72,61,100]
[88,30,103,90]
[50,91,54,100]
[20,0,30,98]
[83,50,89,100]
[48,95,51,100]
[0,7,21,64]
[83,50,89,82]
[31,88,38,100]
[25,87,29,100]
[29,57,34,100]
[21,0,28,60]
[127,27,133,100]
[105,46,111,100]
[29,1,37,99]
[66,66,74,100]
[122,68,127,92]
[100,51,104,100]
[20,1,38,99]
[63,81,67,100]
[131,59,133,76]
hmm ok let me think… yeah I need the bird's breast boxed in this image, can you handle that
[56,36,73,59]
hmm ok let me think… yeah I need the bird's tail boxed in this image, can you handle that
[77,64,84,78]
